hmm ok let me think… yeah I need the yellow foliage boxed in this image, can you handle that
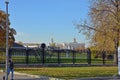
[0,10,16,47]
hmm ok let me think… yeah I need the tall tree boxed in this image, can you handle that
[0,10,16,47]
[75,0,120,64]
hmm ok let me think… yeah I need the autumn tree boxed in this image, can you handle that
[75,0,120,64]
[0,10,16,47]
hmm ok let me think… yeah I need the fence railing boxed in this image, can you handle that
[0,47,115,65]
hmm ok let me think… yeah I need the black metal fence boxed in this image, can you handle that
[0,47,115,65]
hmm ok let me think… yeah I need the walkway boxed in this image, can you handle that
[0,71,63,80]
[0,71,120,80]
[0,73,60,80]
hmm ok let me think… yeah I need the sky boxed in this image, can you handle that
[0,0,90,45]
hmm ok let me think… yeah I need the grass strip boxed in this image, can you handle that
[15,66,118,79]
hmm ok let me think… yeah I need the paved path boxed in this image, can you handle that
[1,71,120,80]
[0,72,37,80]
[74,77,120,80]
[0,73,56,80]
[0,71,63,80]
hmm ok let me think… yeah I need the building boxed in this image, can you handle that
[58,38,85,50]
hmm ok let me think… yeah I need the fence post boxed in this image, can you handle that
[86,48,91,65]
[26,48,29,64]
[57,48,60,64]
[8,48,12,58]
[102,50,106,65]
[41,43,46,64]
[72,49,76,64]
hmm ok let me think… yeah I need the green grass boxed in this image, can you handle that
[15,66,118,79]
[0,55,115,64]
[0,51,115,64]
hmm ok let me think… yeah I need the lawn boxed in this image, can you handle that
[15,66,118,79]
[0,55,115,64]
[0,50,115,64]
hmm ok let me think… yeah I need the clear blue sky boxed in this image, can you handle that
[0,0,90,44]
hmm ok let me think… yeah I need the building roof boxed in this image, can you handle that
[11,42,24,47]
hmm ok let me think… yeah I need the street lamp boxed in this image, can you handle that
[5,0,9,80]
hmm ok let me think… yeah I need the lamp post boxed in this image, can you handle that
[5,0,9,80]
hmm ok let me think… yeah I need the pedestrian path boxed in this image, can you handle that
[0,70,63,80]
[0,72,35,80]
[0,73,61,80]
[74,76,120,80]
[1,70,120,80]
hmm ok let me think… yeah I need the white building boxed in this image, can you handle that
[60,38,85,50]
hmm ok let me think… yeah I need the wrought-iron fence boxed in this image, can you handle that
[0,47,115,65]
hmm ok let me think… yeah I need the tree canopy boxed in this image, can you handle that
[0,10,16,47]
[75,0,120,64]
[76,0,120,51]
